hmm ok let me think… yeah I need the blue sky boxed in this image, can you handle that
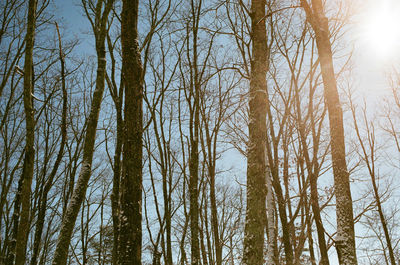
[52,0,94,56]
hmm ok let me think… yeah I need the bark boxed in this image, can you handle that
[8,0,37,264]
[306,193,317,265]
[270,166,294,265]
[106,34,123,264]
[164,168,173,265]
[7,161,24,265]
[265,164,278,265]
[118,0,143,263]
[30,22,68,265]
[209,157,221,265]
[188,0,201,264]
[242,0,268,264]
[189,53,201,265]
[51,1,113,264]
[111,94,122,265]
[300,0,357,264]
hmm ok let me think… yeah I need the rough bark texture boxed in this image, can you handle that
[242,0,268,264]
[51,1,113,264]
[189,48,201,265]
[208,153,221,265]
[265,165,278,265]
[118,0,143,263]
[188,1,201,264]
[300,0,357,264]
[111,92,122,265]
[105,30,123,265]
[10,0,37,264]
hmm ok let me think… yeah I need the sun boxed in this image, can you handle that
[358,0,400,60]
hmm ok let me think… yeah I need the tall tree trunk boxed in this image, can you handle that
[243,0,268,264]
[51,1,113,264]
[30,23,68,265]
[118,0,143,263]
[300,0,357,264]
[111,95,122,265]
[209,163,222,265]
[105,30,123,265]
[188,0,201,264]
[8,0,37,264]
[163,163,173,265]
[189,56,201,265]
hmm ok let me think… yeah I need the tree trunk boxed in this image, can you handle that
[8,0,37,264]
[265,164,278,265]
[111,96,122,265]
[270,166,294,265]
[243,0,268,264]
[188,1,201,264]
[209,164,222,265]
[105,29,123,265]
[30,23,68,265]
[300,0,357,264]
[51,1,113,264]
[118,0,143,263]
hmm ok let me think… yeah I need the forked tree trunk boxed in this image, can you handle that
[51,1,113,264]
[300,0,357,264]
[243,0,268,264]
[294,71,329,264]
[118,0,144,263]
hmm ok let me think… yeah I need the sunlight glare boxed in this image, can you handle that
[359,1,400,59]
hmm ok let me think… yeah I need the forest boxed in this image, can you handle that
[1,0,400,264]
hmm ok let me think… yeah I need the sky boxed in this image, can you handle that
[351,0,400,101]
[52,0,94,56]
[51,0,400,104]
[48,1,400,263]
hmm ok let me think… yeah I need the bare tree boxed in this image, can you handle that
[105,21,123,265]
[117,0,144,262]
[242,0,269,264]
[351,98,396,265]
[7,0,38,264]
[51,0,114,264]
[300,0,357,263]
